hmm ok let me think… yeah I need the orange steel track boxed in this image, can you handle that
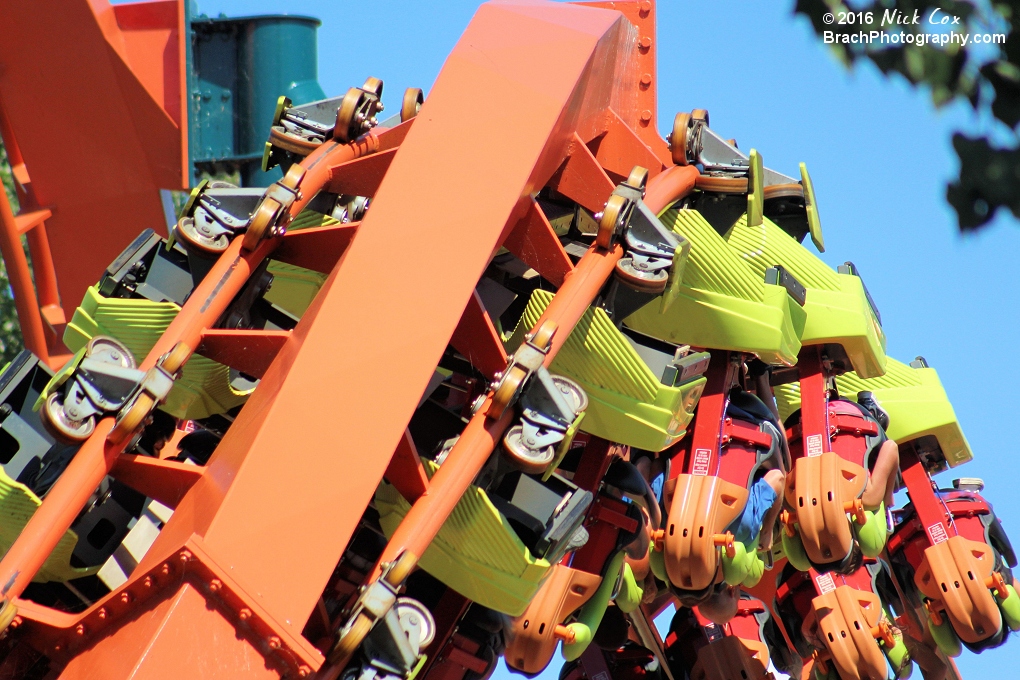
[0,1,691,677]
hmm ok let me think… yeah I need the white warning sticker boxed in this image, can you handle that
[927,523,949,545]
[815,572,836,594]
[806,433,824,457]
[692,448,711,476]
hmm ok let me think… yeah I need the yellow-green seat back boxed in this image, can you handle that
[724,215,886,378]
[375,460,551,616]
[0,468,96,583]
[622,208,804,366]
[506,289,705,452]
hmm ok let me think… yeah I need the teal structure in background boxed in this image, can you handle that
[187,5,326,187]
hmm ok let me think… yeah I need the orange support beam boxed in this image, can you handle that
[197,329,292,380]
[326,148,399,197]
[450,290,508,380]
[274,222,360,274]
[551,134,617,214]
[503,199,574,287]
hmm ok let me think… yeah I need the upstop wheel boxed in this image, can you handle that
[503,424,556,475]
[401,88,424,122]
[41,391,95,444]
[614,257,668,294]
[174,217,230,255]
[86,335,135,368]
[552,375,588,414]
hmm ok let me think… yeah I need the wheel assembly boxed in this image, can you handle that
[670,111,693,165]
[41,391,95,444]
[160,342,192,374]
[107,392,155,446]
[615,256,668,294]
[503,423,556,474]
[490,365,529,420]
[695,175,749,194]
[334,77,385,144]
[401,87,424,122]
[551,375,588,414]
[597,194,629,249]
[241,198,281,252]
[174,216,230,255]
[329,611,373,666]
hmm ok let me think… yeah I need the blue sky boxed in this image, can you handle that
[189,0,1020,675]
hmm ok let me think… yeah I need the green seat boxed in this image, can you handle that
[505,289,706,452]
[775,358,972,468]
[0,467,96,583]
[622,208,805,366]
[64,244,329,422]
[64,288,239,421]
[724,215,886,378]
[375,460,551,616]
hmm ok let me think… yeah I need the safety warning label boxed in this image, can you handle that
[692,448,711,476]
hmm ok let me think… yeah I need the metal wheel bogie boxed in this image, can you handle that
[335,78,385,144]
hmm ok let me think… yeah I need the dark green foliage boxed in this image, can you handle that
[795,0,1020,231]
[0,142,26,363]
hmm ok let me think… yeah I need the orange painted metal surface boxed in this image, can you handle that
[0,0,187,319]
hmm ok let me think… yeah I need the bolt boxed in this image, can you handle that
[470,394,486,414]
[239,608,252,621]
[97,608,107,620]
[75,625,85,636]
[298,666,312,677]
[640,73,652,86]
[268,636,281,650]
[639,0,651,14]
[209,579,222,593]
[640,110,653,122]
[9,616,21,629]
[179,550,192,564]
[639,36,652,49]
[144,576,153,588]
[161,563,170,576]
[121,592,132,604]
